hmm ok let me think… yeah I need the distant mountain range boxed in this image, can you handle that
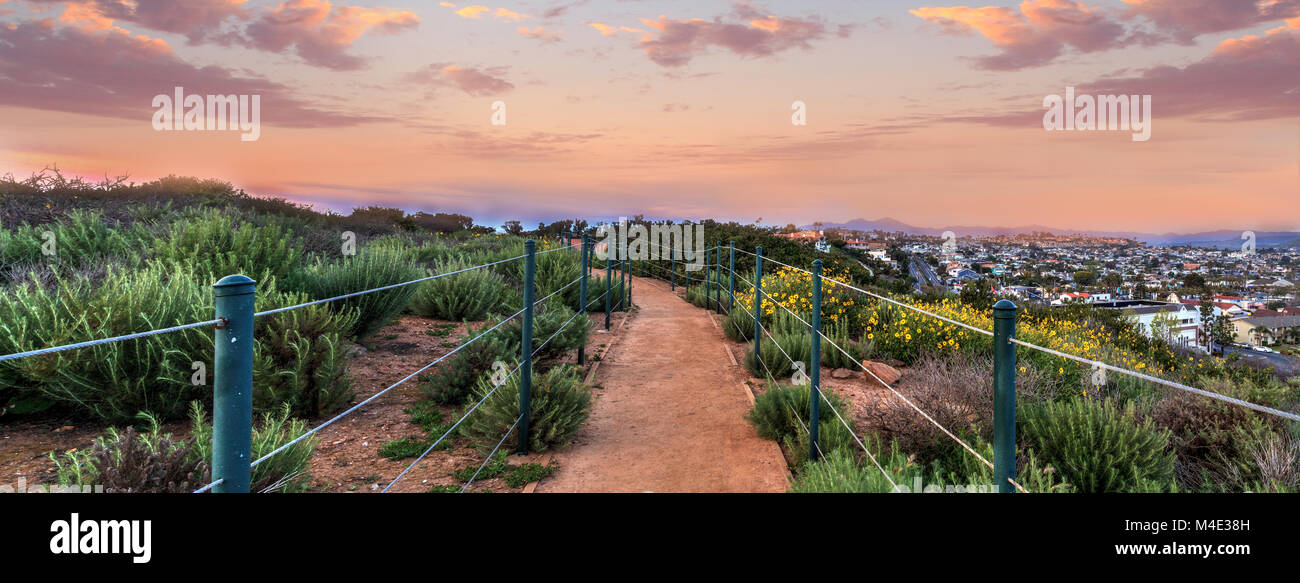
[800,218,1300,249]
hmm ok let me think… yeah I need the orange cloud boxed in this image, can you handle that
[493,7,526,22]
[245,0,419,70]
[444,4,526,21]
[406,63,515,96]
[911,1,1130,70]
[455,5,491,19]
[517,25,561,43]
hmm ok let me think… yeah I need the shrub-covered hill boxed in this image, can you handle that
[0,171,592,423]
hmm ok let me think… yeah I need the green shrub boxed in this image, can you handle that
[724,304,755,343]
[453,450,510,482]
[0,263,212,420]
[418,316,520,405]
[298,245,424,338]
[746,382,857,467]
[788,446,926,493]
[151,211,303,283]
[50,412,208,493]
[532,304,591,361]
[1021,397,1176,493]
[0,264,356,421]
[584,274,626,312]
[189,402,317,493]
[51,403,317,493]
[1,209,146,270]
[460,364,591,454]
[522,250,582,310]
[743,333,804,380]
[379,436,429,460]
[250,290,358,417]
[409,257,511,321]
[685,283,709,309]
[504,463,555,487]
[942,435,1074,493]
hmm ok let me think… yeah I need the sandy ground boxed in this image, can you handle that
[537,276,789,493]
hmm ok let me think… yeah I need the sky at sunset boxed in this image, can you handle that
[0,0,1298,233]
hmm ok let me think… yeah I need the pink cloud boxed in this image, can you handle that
[636,4,834,67]
[405,63,515,96]
[517,25,561,44]
[16,0,247,42]
[942,21,1300,127]
[243,0,419,71]
[0,19,381,126]
[1123,0,1300,42]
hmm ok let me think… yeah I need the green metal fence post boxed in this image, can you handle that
[684,246,691,295]
[624,258,631,308]
[578,235,589,366]
[728,240,736,311]
[809,260,823,461]
[712,243,719,312]
[670,245,676,291]
[519,240,537,456]
[993,299,1019,492]
[707,245,717,309]
[604,256,611,330]
[212,274,256,493]
[753,246,764,362]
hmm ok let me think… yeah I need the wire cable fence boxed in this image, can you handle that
[753,252,1300,425]
[640,238,1295,493]
[0,235,600,494]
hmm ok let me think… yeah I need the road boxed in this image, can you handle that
[1223,346,1300,377]
[908,257,944,291]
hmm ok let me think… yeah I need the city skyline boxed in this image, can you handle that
[1,0,1298,232]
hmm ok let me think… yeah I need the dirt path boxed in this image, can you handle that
[537,275,789,493]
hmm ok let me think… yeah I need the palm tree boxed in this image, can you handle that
[1252,325,1272,346]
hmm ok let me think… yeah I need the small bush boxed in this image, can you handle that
[459,364,591,454]
[0,263,212,420]
[298,245,424,338]
[523,250,583,310]
[51,413,208,493]
[419,316,520,405]
[743,333,804,380]
[252,289,358,417]
[1150,376,1291,491]
[724,304,755,342]
[746,382,857,467]
[379,436,429,460]
[531,303,591,361]
[151,210,303,283]
[409,257,511,321]
[788,446,926,493]
[1021,397,1176,493]
[1,209,146,270]
[504,463,555,487]
[863,354,1054,465]
[189,402,317,493]
[0,265,357,421]
[453,450,510,482]
[584,273,627,312]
